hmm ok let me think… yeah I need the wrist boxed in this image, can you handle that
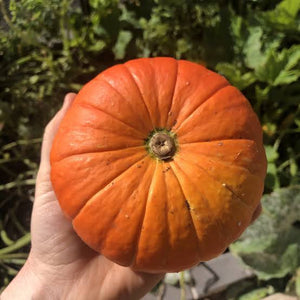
[1,254,58,300]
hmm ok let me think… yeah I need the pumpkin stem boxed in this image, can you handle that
[149,132,176,160]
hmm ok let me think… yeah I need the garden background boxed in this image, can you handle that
[0,0,299,298]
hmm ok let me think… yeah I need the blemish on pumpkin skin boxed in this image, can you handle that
[185,200,191,211]
[136,164,142,168]
[234,152,241,161]
[217,142,223,146]
[125,214,129,219]
[162,167,171,173]
[168,111,173,117]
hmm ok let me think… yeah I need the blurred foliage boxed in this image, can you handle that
[0,0,299,294]
[216,0,300,192]
[231,186,300,297]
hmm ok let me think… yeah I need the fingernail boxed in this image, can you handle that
[62,95,69,108]
[62,94,72,109]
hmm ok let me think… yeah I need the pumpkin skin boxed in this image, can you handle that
[50,57,267,273]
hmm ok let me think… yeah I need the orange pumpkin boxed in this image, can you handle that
[50,57,267,273]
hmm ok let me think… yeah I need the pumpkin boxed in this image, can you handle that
[50,57,267,273]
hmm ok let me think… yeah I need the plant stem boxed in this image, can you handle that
[0,262,19,276]
[179,271,186,300]
[10,209,27,235]
[1,258,27,265]
[60,0,71,55]
[0,233,31,255]
[0,0,14,29]
[0,229,14,246]
[0,253,28,259]
[0,179,36,191]
[1,138,42,152]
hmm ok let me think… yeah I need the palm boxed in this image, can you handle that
[28,94,162,299]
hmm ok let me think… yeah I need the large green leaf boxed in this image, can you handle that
[255,46,300,85]
[230,186,300,280]
[261,0,300,30]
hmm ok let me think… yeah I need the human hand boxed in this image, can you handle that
[1,94,163,300]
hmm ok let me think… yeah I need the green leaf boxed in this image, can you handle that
[296,268,300,296]
[119,6,140,29]
[265,163,280,190]
[243,26,264,70]
[230,186,300,280]
[261,0,300,30]
[274,0,300,20]
[238,286,275,300]
[254,85,271,108]
[285,46,300,70]
[265,145,279,163]
[226,280,255,300]
[175,38,191,59]
[216,63,256,90]
[88,40,106,52]
[255,46,300,85]
[255,51,282,84]
[274,70,300,86]
[113,30,132,60]
[29,75,39,84]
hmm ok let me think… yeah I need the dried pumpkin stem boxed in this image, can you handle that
[149,132,176,160]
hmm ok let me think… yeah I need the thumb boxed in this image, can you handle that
[36,93,76,195]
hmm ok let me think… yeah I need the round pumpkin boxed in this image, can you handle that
[50,57,267,273]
